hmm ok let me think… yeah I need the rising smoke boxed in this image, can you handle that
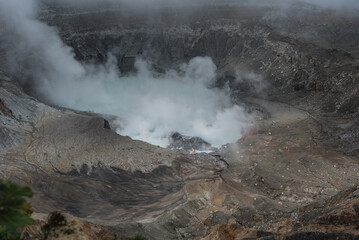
[0,0,252,148]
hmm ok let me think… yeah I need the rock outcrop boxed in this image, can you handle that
[0,1,359,239]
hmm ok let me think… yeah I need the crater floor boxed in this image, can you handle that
[1,1,359,239]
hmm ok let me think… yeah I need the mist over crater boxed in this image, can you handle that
[45,55,253,148]
[0,0,254,148]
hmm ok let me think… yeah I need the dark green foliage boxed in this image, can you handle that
[42,211,67,238]
[126,233,146,240]
[46,211,66,228]
[0,180,34,240]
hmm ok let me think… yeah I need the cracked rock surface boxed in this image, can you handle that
[1,1,359,239]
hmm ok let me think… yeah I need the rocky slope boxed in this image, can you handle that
[39,2,359,152]
[1,1,359,239]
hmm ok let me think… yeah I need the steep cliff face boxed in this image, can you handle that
[41,3,359,115]
[1,1,359,239]
[40,2,359,157]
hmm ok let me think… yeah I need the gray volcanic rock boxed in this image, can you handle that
[39,2,359,129]
[0,72,44,153]
[0,71,227,239]
[1,1,359,239]
[169,132,212,151]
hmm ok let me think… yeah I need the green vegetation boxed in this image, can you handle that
[42,211,67,238]
[0,180,145,240]
[0,180,34,240]
[44,211,66,229]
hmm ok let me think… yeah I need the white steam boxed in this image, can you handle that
[51,56,251,147]
[0,0,252,148]
[235,68,267,94]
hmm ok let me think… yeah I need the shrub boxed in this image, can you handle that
[46,211,67,228]
[42,211,67,238]
[0,180,34,240]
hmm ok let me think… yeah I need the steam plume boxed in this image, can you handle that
[0,0,252,148]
